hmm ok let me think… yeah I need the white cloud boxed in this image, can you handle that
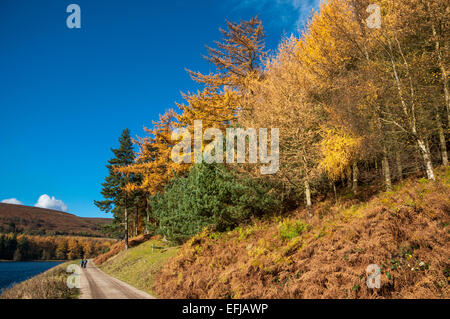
[289,0,321,26]
[228,0,321,32]
[34,194,68,212]
[1,198,23,205]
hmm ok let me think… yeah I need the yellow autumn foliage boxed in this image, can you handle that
[319,129,363,181]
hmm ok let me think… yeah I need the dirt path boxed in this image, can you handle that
[79,260,155,299]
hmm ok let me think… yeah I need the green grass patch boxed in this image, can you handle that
[279,219,308,241]
[99,240,179,297]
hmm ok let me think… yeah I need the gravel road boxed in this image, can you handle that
[79,260,155,299]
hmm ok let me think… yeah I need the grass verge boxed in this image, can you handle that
[98,239,179,297]
[0,260,80,299]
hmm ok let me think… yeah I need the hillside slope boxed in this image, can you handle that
[153,168,449,299]
[96,238,178,296]
[0,204,112,237]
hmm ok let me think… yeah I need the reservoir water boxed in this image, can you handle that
[0,261,63,291]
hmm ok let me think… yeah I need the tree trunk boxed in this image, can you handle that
[144,197,150,235]
[417,139,435,180]
[436,110,448,166]
[332,181,337,203]
[352,161,358,194]
[124,194,129,250]
[347,172,352,189]
[387,38,436,181]
[430,9,450,125]
[304,179,312,218]
[382,148,392,191]
[135,207,139,237]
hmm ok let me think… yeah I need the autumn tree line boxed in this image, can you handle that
[0,233,115,261]
[96,0,449,244]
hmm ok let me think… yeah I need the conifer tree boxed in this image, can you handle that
[187,17,266,89]
[95,128,136,249]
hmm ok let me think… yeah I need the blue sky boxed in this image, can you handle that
[0,0,320,218]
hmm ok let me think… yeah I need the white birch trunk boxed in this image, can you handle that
[388,38,436,180]
[436,111,448,166]
[430,11,450,125]
[417,139,435,180]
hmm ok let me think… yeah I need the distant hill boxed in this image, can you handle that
[0,203,112,237]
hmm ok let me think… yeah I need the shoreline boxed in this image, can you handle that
[0,260,80,299]
[0,260,67,262]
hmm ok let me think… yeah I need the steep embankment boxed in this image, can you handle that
[153,168,449,299]
[95,238,178,297]
[0,203,112,237]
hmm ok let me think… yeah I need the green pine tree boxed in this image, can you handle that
[151,163,279,243]
[94,128,137,248]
